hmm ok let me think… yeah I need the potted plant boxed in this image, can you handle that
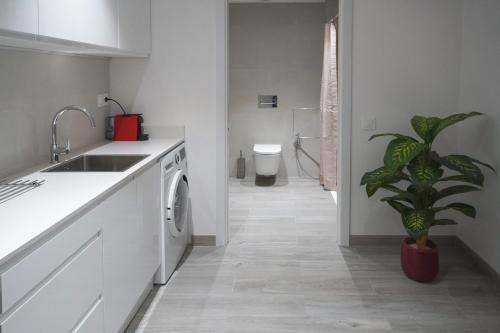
[360,112,496,282]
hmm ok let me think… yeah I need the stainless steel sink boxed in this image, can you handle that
[43,154,150,172]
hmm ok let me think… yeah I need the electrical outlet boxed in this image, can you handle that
[97,93,109,108]
[361,116,376,131]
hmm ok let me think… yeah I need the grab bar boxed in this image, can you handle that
[292,107,320,111]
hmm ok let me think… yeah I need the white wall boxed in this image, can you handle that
[0,49,109,179]
[350,0,463,236]
[229,3,324,179]
[349,0,500,272]
[456,0,500,272]
[110,0,226,239]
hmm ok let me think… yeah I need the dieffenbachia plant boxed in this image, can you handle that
[361,112,496,249]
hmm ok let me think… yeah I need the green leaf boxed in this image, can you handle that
[380,193,415,205]
[382,184,407,194]
[384,139,425,173]
[470,158,497,175]
[434,185,481,202]
[361,167,402,185]
[361,167,407,197]
[366,182,379,197]
[431,112,483,141]
[411,116,440,143]
[437,155,484,186]
[369,133,418,142]
[407,185,438,209]
[407,157,443,190]
[432,219,458,226]
[402,209,434,239]
[446,203,476,218]
[387,200,412,214]
[433,203,476,218]
[438,174,482,186]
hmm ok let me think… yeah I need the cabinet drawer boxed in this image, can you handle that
[0,212,102,313]
[0,234,103,333]
[73,297,104,333]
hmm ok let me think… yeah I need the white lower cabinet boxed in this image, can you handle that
[102,165,161,333]
[0,235,103,333]
[0,211,102,313]
[102,180,142,333]
[0,162,161,333]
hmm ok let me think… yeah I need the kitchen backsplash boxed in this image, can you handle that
[0,48,109,179]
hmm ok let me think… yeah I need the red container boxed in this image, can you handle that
[113,115,138,141]
[401,237,438,283]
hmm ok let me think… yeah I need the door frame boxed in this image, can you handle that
[216,0,229,246]
[218,0,353,247]
[337,0,353,246]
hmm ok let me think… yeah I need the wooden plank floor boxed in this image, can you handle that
[126,178,500,333]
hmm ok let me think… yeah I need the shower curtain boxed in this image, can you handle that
[320,17,338,191]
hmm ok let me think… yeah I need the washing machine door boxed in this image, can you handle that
[166,170,189,238]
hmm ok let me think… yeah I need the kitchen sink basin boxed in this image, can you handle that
[43,154,150,172]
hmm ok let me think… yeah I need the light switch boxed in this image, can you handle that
[361,116,376,131]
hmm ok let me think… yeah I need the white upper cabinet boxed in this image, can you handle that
[118,0,151,54]
[39,0,119,48]
[0,0,151,56]
[0,0,38,34]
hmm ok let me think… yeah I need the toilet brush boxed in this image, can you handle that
[237,150,246,179]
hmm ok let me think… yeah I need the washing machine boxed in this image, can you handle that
[155,142,190,285]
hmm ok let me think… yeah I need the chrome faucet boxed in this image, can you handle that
[51,105,96,163]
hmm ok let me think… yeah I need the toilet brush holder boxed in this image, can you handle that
[237,150,245,179]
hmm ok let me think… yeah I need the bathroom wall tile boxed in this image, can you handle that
[228,3,325,179]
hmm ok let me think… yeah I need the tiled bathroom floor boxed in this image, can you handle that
[126,178,500,333]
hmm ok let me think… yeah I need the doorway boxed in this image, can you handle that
[224,0,346,246]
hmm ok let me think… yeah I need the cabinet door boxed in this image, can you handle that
[118,0,151,53]
[0,0,38,34]
[100,180,147,333]
[100,165,161,333]
[137,163,161,277]
[38,0,118,48]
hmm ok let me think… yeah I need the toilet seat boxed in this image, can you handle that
[253,144,282,155]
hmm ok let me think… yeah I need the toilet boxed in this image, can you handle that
[253,144,282,176]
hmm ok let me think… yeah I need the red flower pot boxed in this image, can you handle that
[401,237,438,283]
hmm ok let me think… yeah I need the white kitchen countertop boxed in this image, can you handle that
[0,138,184,267]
